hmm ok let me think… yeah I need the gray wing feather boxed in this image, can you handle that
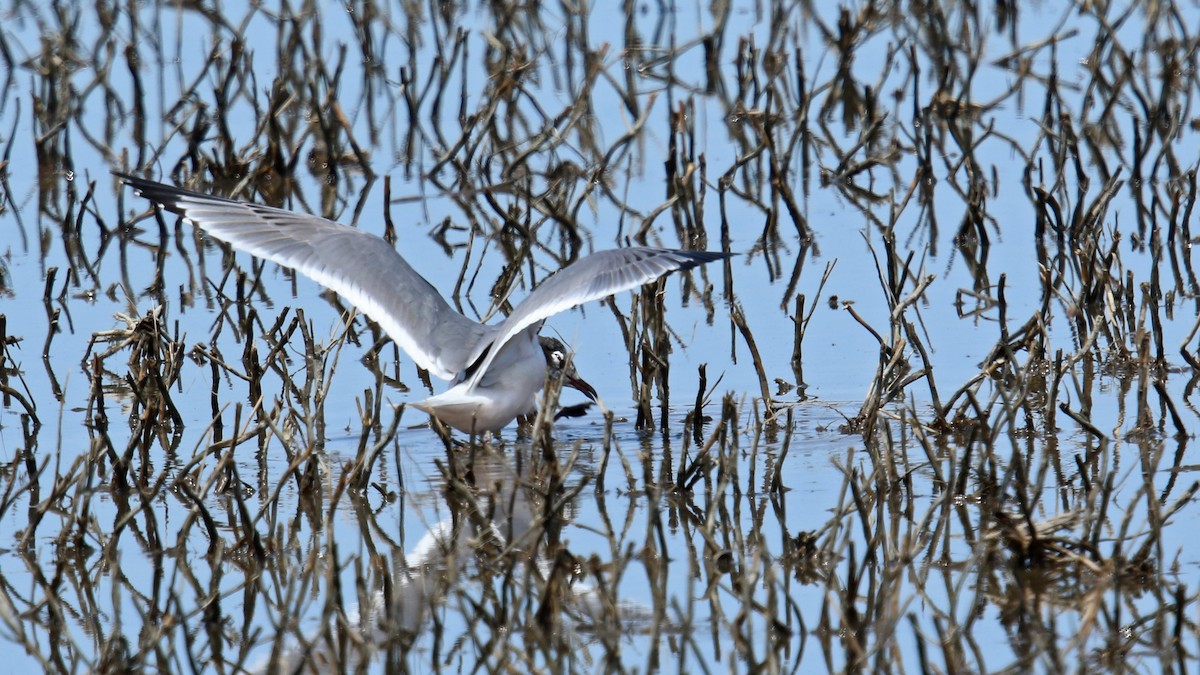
[117,174,489,380]
[464,247,728,390]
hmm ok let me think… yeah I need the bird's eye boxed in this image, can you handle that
[551,350,565,367]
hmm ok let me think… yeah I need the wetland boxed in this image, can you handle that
[1,0,1199,672]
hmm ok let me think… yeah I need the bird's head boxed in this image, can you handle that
[539,336,598,402]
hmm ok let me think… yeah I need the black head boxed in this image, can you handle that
[539,336,598,401]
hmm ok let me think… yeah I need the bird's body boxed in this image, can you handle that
[117,173,727,433]
[412,324,547,432]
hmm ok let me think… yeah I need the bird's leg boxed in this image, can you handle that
[516,413,535,438]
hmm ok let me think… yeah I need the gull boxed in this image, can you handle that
[116,173,728,433]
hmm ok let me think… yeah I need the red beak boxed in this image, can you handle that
[566,375,598,401]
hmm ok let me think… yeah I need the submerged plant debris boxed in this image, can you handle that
[1,0,1200,672]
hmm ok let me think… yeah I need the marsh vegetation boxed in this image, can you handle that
[1,0,1199,672]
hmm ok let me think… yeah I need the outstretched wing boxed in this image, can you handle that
[117,173,491,380]
[464,247,729,390]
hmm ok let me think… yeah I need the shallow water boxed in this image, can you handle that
[1,1,1199,672]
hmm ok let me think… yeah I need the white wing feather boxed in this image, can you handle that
[118,174,491,380]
